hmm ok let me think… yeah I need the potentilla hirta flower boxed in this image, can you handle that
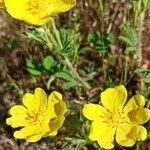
[6,88,66,142]
[1,0,76,25]
[82,85,150,149]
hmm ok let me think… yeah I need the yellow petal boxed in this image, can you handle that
[82,104,107,121]
[4,0,26,19]
[116,123,136,147]
[20,0,53,25]
[126,125,147,141]
[47,116,65,136]
[54,101,67,117]
[23,88,47,113]
[6,105,29,127]
[46,91,63,117]
[6,116,29,128]
[22,93,36,111]
[9,105,27,116]
[124,95,145,113]
[14,124,42,142]
[24,0,76,25]
[46,0,76,16]
[128,108,150,124]
[4,0,76,25]
[137,126,147,141]
[101,85,127,112]
[89,121,114,149]
[34,88,47,110]
[116,123,147,147]
[48,91,62,104]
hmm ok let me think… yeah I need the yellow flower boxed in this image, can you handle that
[2,0,76,25]
[6,88,66,142]
[82,85,150,149]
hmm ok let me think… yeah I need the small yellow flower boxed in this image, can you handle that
[6,88,66,142]
[82,85,150,149]
[2,0,76,25]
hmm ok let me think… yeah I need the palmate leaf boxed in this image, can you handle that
[87,32,115,54]
[26,59,42,76]
[55,71,78,89]
[120,23,137,54]
[55,71,72,81]
[119,36,133,46]
[55,71,75,82]
[26,27,47,43]
[135,68,150,83]
[59,28,80,58]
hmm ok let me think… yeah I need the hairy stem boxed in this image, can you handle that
[65,58,91,90]
[64,53,92,90]
[124,55,128,82]
[137,12,144,67]
[136,11,145,91]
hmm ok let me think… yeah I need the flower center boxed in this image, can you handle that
[26,0,49,15]
[106,110,126,126]
[27,110,49,125]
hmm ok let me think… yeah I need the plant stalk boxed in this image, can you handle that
[137,12,144,67]
[136,10,145,91]
[65,58,91,90]
[124,55,128,82]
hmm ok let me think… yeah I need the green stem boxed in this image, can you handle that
[50,19,63,49]
[136,142,140,150]
[124,55,128,82]
[7,74,24,96]
[65,58,91,90]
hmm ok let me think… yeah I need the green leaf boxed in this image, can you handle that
[63,81,77,89]
[26,59,41,76]
[106,32,115,43]
[59,28,80,59]
[79,47,91,54]
[119,36,133,46]
[26,59,36,68]
[42,56,54,70]
[144,78,150,83]
[26,27,47,43]
[27,68,41,76]
[120,23,137,54]
[55,71,76,82]
[96,38,108,53]
[3,36,17,50]
[87,32,98,43]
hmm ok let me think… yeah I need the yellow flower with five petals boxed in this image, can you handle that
[1,0,76,25]
[82,85,150,149]
[6,88,66,142]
